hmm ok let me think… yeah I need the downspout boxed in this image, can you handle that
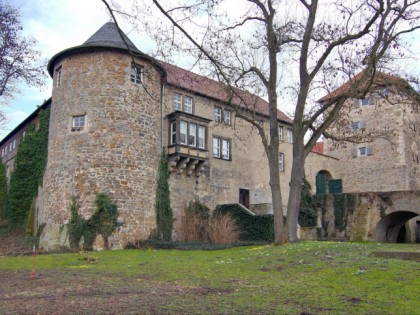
[161,83,165,151]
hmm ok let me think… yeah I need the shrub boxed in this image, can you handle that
[179,201,210,242]
[207,214,239,244]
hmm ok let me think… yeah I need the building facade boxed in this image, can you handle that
[0,22,293,249]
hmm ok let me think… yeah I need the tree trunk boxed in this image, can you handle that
[268,148,284,245]
[286,137,305,242]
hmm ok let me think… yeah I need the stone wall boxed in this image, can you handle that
[316,191,420,243]
[162,87,293,239]
[39,52,162,250]
[323,94,420,193]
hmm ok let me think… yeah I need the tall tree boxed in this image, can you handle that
[103,0,420,243]
[0,1,46,102]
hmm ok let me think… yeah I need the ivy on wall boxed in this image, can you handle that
[0,162,7,224]
[155,149,173,241]
[298,177,318,227]
[68,193,121,251]
[7,108,50,227]
[333,194,347,231]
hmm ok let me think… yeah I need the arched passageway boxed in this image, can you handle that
[373,211,419,243]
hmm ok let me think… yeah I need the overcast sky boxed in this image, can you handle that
[1,0,420,140]
[1,0,155,139]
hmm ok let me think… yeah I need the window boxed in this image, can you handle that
[214,107,222,122]
[9,142,12,151]
[173,93,194,113]
[22,131,26,140]
[188,123,197,147]
[213,136,231,160]
[352,120,366,131]
[12,139,16,149]
[170,119,207,149]
[352,146,373,157]
[56,66,62,87]
[214,106,231,125]
[180,121,187,145]
[361,98,369,106]
[279,152,285,171]
[184,96,193,114]
[130,64,143,84]
[1,148,4,157]
[198,126,205,149]
[223,109,231,125]
[278,126,283,141]
[170,121,177,145]
[72,115,86,131]
[287,129,293,143]
[354,96,375,108]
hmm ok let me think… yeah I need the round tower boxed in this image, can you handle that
[40,22,163,249]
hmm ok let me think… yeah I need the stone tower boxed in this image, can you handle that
[39,22,163,249]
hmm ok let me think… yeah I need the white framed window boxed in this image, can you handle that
[72,115,86,132]
[56,66,62,87]
[130,64,143,84]
[214,106,231,125]
[279,152,284,171]
[213,136,231,160]
[1,148,4,157]
[198,126,205,149]
[222,139,230,160]
[9,142,12,151]
[173,93,194,113]
[287,129,293,143]
[213,137,220,158]
[223,109,231,125]
[214,106,222,122]
[354,96,375,108]
[184,96,193,114]
[22,131,26,140]
[188,123,197,147]
[179,121,187,145]
[352,146,373,157]
[174,93,182,111]
[170,121,177,145]
[278,126,283,141]
[12,139,16,149]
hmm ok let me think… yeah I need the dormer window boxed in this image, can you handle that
[173,93,193,114]
[130,64,143,84]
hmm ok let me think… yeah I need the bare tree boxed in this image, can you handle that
[0,1,46,103]
[102,0,420,243]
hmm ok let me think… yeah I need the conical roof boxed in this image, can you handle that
[82,22,139,52]
[47,22,148,76]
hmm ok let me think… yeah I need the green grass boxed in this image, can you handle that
[0,241,419,314]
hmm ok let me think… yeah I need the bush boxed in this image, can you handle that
[179,202,210,242]
[207,214,239,244]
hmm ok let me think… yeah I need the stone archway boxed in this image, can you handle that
[373,211,420,243]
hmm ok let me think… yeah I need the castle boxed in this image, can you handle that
[0,22,294,249]
[1,22,419,248]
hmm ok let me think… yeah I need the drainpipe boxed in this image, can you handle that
[161,83,165,151]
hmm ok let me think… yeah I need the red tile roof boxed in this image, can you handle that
[162,62,293,124]
[318,71,409,102]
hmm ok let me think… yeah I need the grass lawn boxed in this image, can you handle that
[0,241,419,314]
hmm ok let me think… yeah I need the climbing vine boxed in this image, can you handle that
[298,177,318,227]
[68,193,121,250]
[333,194,347,231]
[7,108,49,227]
[155,149,173,241]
